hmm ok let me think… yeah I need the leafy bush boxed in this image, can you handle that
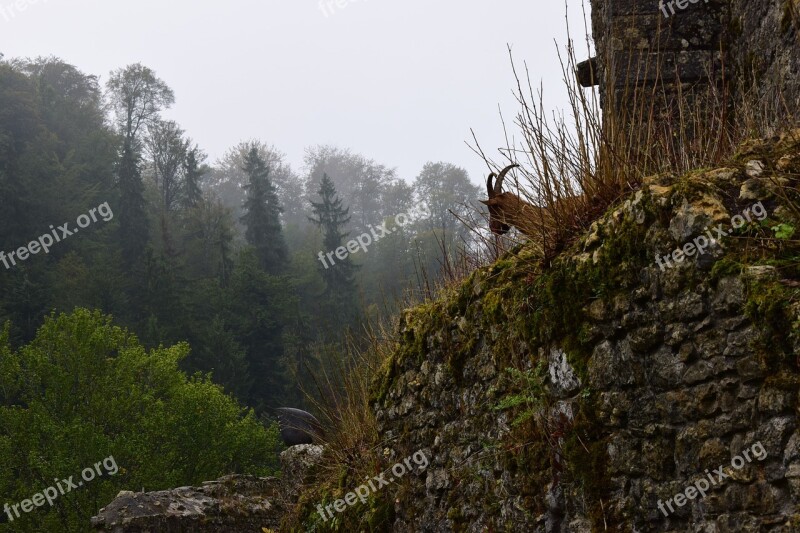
[0,308,282,532]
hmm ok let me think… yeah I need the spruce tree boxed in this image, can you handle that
[309,173,358,328]
[240,146,288,274]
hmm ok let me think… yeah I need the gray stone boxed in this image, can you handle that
[758,417,797,458]
[745,160,765,178]
[712,277,746,313]
[92,476,282,532]
[547,347,581,398]
[744,265,778,281]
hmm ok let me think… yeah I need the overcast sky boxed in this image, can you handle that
[1,0,593,186]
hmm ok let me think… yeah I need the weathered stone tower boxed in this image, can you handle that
[584,0,800,130]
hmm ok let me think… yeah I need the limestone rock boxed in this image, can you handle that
[92,446,324,532]
[91,475,282,533]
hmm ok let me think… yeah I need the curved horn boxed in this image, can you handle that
[486,173,497,198]
[494,164,519,195]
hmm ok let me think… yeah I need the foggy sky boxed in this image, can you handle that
[0,0,593,186]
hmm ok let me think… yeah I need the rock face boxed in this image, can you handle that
[90,476,282,533]
[91,445,323,532]
[371,134,800,531]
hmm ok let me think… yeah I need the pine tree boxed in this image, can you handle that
[309,173,358,329]
[240,147,288,274]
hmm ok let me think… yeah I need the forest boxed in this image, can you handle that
[0,56,486,531]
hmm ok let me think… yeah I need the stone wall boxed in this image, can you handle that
[587,0,800,130]
[372,132,800,531]
[729,0,800,112]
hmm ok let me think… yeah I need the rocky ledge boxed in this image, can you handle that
[91,444,323,533]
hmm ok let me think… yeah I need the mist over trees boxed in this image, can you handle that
[0,56,488,404]
[0,53,493,530]
[0,54,488,428]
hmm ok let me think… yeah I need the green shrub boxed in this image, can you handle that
[0,308,282,532]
